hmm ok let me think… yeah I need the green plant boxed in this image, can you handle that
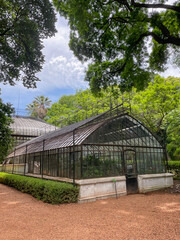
[0,173,79,204]
[168,161,180,180]
[54,0,180,94]
[0,92,14,163]
[82,154,120,178]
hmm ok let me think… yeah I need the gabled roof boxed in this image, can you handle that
[11,116,57,136]
[7,105,162,159]
[7,112,107,157]
[15,112,105,149]
[8,121,105,157]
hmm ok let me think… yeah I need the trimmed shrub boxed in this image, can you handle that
[168,161,180,180]
[0,173,79,204]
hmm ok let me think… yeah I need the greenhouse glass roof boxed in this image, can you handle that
[11,116,58,136]
[7,107,162,158]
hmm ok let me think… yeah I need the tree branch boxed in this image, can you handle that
[150,32,180,46]
[114,0,133,12]
[0,7,23,37]
[109,61,127,75]
[131,31,180,47]
[131,0,180,13]
[111,16,129,23]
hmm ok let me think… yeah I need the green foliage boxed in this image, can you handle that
[123,76,180,153]
[0,0,56,88]
[53,0,180,94]
[47,89,112,127]
[82,154,120,178]
[163,108,180,160]
[0,173,79,204]
[47,94,77,126]
[130,76,180,133]
[168,161,180,179]
[46,75,180,159]
[0,92,14,163]
[26,96,52,120]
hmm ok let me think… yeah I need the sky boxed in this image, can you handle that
[0,15,88,115]
[0,12,179,115]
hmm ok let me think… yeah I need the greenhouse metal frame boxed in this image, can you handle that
[10,116,57,146]
[5,106,167,185]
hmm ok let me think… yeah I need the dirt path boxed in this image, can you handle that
[0,183,180,240]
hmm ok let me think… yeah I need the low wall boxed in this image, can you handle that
[0,169,174,202]
[138,173,174,193]
[76,176,127,203]
[0,164,28,174]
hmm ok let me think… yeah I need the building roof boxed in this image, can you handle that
[11,116,58,137]
[13,112,107,149]
[7,112,106,157]
[7,106,162,158]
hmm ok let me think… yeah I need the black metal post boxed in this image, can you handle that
[81,145,83,179]
[121,147,125,175]
[164,147,168,172]
[42,140,45,179]
[110,95,112,115]
[73,129,75,185]
[24,145,28,175]
[12,148,16,174]
[69,149,72,179]
[32,152,35,174]
[57,148,59,177]
[129,93,131,113]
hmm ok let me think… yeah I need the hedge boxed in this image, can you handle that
[168,161,180,179]
[0,173,79,204]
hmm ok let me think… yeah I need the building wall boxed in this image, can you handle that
[138,173,174,193]
[77,173,174,203]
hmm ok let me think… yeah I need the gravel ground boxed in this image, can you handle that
[0,183,180,240]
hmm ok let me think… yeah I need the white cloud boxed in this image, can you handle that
[161,65,180,78]
[35,15,88,92]
[50,56,67,64]
[0,15,88,111]
[37,55,88,91]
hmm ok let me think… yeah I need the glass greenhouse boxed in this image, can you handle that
[5,107,167,183]
[11,116,58,146]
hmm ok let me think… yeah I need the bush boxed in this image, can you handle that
[82,154,120,178]
[0,173,79,204]
[168,161,180,180]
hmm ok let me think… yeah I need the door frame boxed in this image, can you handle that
[123,149,137,178]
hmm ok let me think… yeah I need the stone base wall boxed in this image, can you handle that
[77,173,174,203]
[138,173,174,193]
[0,168,174,202]
[76,176,127,203]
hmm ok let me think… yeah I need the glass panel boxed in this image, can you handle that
[124,151,136,177]
[84,115,161,148]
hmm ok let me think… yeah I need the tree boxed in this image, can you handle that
[53,0,180,94]
[26,96,52,120]
[163,108,180,160]
[0,0,56,88]
[46,75,180,157]
[46,94,77,126]
[46,90,112,126]
[121,76,180,149]
[0,91,14,163]
[129,76,180,136]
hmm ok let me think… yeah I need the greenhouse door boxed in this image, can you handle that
[123,150,138,194]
